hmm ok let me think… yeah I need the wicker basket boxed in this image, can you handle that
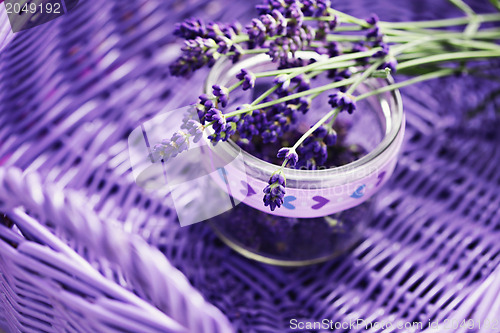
[0,0,499,332]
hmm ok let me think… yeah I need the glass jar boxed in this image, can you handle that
[202,52,404,266]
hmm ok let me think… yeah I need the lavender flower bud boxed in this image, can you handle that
[236,69,256,90]
[205,107,227,134]
[277,147,299,167]
[366,14,379,26]
[328,91,357,114]
[373,43,390,58]
[272,10,287,35]
[324,128,337,145]
[274,74,290,90]
[288,3,304,33]
[366,25,382,40]
[174,18,207,39]
[185,119,204,143]
[298,97,311,114]
[212,85,230,108]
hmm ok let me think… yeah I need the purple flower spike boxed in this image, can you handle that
[298,97,311,114]
[212,85,230,108]
[373,43,390,58]
[185,119,204,143]
[170,131,190,155]
[174,18,207,39]
[272,10,287,35]
[277,147,299,167]
[324,128,337,145]
[205,108,227,133]
[288,3,304,32]
[328,91,357,114]
[151,130,191,162]
[263,171,286,211]
[236,69,256,90]
[366,25,383,40]
[274,74,290,90]
[247,18,267,46]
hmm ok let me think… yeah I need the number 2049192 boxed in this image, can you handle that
[5,2,61,14]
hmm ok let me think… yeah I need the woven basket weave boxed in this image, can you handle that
[0,0,499,332]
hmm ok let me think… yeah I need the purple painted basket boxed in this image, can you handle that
[0,0,499,332]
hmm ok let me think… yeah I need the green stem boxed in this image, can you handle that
[246,49,380,111]
[292,108,341,150]
[255,60,357,78]
[290,62,383,153]
[346,60,384,95]
[326,108,341,128]
[397,50,500,70]
[327,8,371,28]
[379,13,500,29]
[303,16,339,22]
[251,85,278,106]
[228,81,243,93]
[356,68,455,101]
[224,77,358,118]
[448,0,476,17]
[242,49,269,55]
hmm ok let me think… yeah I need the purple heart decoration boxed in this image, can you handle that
[240,181,256,197]
[312,196,329,210]
[376,171,386,187]
[283,196,296,210]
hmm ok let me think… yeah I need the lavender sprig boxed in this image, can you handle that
[163,0,500,211]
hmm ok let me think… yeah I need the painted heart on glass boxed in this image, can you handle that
[283,196,296,210]
[312,196,329,210]
[240,181,256,196]
[350,185,366,199]
[376,171,386,187]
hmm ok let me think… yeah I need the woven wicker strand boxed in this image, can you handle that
[0,167,233,332]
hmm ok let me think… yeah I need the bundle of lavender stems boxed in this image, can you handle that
[151,0,500,211]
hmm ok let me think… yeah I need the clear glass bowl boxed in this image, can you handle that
[203,52,405,266]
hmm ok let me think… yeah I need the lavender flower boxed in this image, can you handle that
[297,97,311,114]
[195,94,215,124]
[292,74,311,92]
[151,131,190,162]
[229,44,244,63]
[247,18,268,46]
[373,43,390,58]
[272,9,287,35]
[324,127,337,145]
[263,171,286,211]
[328,91,357,114]
[366,25,383,40]
[366,14,379,26]
[236,69,256,90]
[170,37,219,76]
[212,85,229,107]
[316,18,338,41]
[288,3,304,34]
[205,107,227,134]
[277,148,299,167]
[274,74,291,90]
[184,119,204,143]
[174,18,207,39]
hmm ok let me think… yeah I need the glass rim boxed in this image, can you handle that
[205,52,404,183]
